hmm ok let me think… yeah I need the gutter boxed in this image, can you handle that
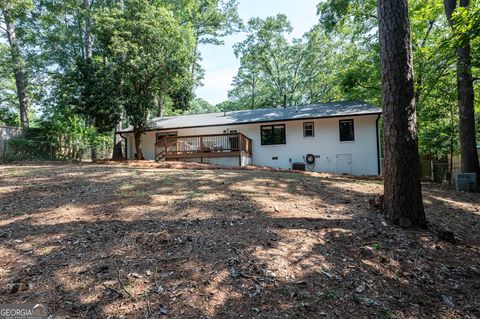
[376,114,382,175]
[117,111,383,134]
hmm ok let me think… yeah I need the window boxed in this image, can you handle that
[261,124,286,145]
[339,119,355,142]
[303,122,314,137]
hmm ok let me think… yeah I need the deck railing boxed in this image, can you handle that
[155,133,252,160]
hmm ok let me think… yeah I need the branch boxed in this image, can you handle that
[115,265,137,301]
[416,63,455,108]
[443,0,456,27]
[354,80,380,91]
[420,19,436,49]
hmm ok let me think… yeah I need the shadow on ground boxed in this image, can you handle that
[0,163,479,318]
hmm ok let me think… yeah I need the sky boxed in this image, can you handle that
[194,0,320,105]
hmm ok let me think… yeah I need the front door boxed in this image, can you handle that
[336,154,352,175]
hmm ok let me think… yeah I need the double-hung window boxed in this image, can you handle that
[303,122,314,137]
[261,124,286,145]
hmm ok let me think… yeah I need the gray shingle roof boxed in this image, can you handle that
[119,101,381,133]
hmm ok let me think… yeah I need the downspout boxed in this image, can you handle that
[376,114,381,175]
[119,133,128,161]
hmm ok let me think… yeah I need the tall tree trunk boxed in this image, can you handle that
[83,0,93,61]
[83,0,97,159]
[190,31,199,82]
[449,102,455,183]
[378,0,427,228]
[2,9,29,128]
[155,95,164,117]
[251,74,256,109]
[444,0,480,185]
[112,117,124,160]
[133,126,144,160]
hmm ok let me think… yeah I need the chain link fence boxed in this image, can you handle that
[420,158,464,184]
[1,138,113,162]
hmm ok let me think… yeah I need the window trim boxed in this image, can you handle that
[260,124,286,145]
[303,122,315,137]
[339,119,355,142]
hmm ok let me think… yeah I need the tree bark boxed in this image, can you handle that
[133,126,144,160]
[82,0,98,159]
[444,0,480,185]
[251,73,256,109]
[112,117,124,160]
[378,0,427,228]
[2,8,29,128]
[155,95,164,117]
[83,0,93,61]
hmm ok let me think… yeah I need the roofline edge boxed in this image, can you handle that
[117,111,382,134]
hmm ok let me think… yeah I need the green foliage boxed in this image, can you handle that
[94,0,195,132]
[0,45,19,126]
[326,289,339,300]
[1,0,478,162]
[231,14,298,108]
[317,0,377,36]
[312,0,478,159]
[187,98,220,114]
[0,45,20,126]
[1,0,242,159]
[4,113,111,161]
[225,0,477,159]
[229,15,343,109]
[165,0,243,84]
[451,0,480,44]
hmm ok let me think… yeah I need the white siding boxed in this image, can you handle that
[124,114,380,175]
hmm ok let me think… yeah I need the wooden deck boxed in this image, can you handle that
[155,133,253,165]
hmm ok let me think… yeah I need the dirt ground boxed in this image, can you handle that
[0,162,479,319]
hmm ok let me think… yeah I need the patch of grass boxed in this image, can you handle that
[372,242,383,250]
[118,183,135,191]
[326,289,339,300]
[138,292,149,301]
[379,309,393,319]
[349,178,383,185]
[187,191,202,198]
[159,176,175,186]
[229,268,240,279]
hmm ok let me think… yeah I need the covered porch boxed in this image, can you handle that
[155,133,253,166]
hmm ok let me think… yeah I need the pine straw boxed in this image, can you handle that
[0,162,478,318]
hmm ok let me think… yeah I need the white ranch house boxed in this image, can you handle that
[119,101,382,176]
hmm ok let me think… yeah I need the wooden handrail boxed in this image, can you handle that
[155,132,253,160]
[154,132,251,142]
